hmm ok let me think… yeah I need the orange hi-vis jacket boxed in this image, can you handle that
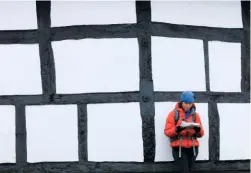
[164,102,204,148]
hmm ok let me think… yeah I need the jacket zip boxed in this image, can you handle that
[186,116,189,148]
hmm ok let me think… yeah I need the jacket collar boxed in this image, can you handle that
[175,101,196,114]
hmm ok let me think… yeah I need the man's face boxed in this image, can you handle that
[182,102,193,111]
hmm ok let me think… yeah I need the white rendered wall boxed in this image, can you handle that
[51,1,136,26]
[0,106,16,163]
[0,1,37,30]
[52,38,139,94]
[208,41,241,92]
[152,37,206,91]
[0,44,42,95]
[87,102,144,162]
[218,103,250,160]
[26,105,78,163]
[151,1,242,28]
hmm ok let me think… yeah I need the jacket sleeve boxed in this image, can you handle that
[195,113,204,138]
[164,111,178,137]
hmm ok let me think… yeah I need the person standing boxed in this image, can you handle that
[164,91,204,173]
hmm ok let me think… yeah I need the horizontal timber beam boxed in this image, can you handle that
[0,92,249,105]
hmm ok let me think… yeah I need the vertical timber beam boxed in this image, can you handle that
[136,1,155,162]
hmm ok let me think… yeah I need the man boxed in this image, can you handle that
[164,91,204,173]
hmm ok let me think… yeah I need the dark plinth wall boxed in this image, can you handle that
[0,1,250,173]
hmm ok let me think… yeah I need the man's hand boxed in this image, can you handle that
[175,126,185,133]
[193,126,201,133]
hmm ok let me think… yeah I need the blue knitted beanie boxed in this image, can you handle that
[181,91,195,103]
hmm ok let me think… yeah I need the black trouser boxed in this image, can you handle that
[172,147,199,173]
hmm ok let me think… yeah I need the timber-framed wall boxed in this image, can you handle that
[0,1,250,172]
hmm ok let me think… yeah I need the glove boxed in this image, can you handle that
[193,126,201,133]
[175,126,185,133]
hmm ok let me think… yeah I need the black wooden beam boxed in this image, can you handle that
[0,92,249,105]
[136,1,155,163]
[203,40,210,91]
[77,104,88,161]
[0,30,37,44]
[15,105,27,164]
[0,160,249,173]
[154,91,250,103]
[241,1,250,92]
[36,1,56,94]
[0,92,139,105]
[51,24,138,40]
[151,22,243,42]
[208,101,220,161]
[0,23,243,44]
